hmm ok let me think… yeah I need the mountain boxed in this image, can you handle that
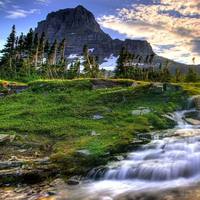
[35,5,153,62]
[35,5,199,72]
[154,56,200,73]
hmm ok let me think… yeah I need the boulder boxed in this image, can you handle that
[76,149,91,156]
[165,83,181,92]
[67,176,82,185]
[91,131,100,136]
[193,96,200,110]
[185,118,200,125]
[149,83,164,94]
[49,178,65,187]
[0,134,15,144]
[92,114,104,120]
[132,107,151,116]
[114,155,124,161]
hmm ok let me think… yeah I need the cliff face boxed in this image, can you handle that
[35,5,154,62]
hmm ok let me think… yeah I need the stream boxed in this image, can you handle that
[2,108,200,200]
[63,109,200,200]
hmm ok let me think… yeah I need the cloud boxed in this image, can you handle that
[0,39,5,56]
[98,0,200,64]
[0,0,10,8]
[0,1,4,6]
[35,0,50,5]
[192,40,200,54]
[6,8,39,19]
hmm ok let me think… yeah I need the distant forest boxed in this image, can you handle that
[0,25,199,82]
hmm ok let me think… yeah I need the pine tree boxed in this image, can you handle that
[67,60,80,79]
[17,33,25,60]
[24,28,34,60]
[161,67,171,82]
[58,39,66,65]
[91,56,99,78]
[82,45,91,76]
[185,67,198,82]
[115,47,126,77]
[38,32,45,64]
[44,40,50,63]
[52,39,58,65]
[1,25,16,68]
[175,68,182,82]
[48,40,58,65]
[33,33,39,67]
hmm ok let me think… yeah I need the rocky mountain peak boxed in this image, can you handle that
[35,5,154,62]
[75,5,89,11]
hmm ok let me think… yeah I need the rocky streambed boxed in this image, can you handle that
[1,109,200,200]
[1,84,200,200]
[55,109,200,200]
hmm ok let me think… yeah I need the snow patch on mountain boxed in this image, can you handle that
[68,54,79,59]
[89,48,95,53]
[100,54,118,70]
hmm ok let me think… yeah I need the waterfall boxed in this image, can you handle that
[101,136,200,181]
[172,109,196,129]
[89,108,200,183]
[66,107,200,199]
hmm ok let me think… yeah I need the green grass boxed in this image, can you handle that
[178,83,200,95]
[0,80,27,86]
[0,79,190,175]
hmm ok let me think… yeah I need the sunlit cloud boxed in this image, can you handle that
[98,0,200,64]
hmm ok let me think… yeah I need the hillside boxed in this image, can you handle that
[0,79,191,184]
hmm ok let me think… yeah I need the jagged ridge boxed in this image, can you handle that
[35,5,199,72]
[35,5,153,63]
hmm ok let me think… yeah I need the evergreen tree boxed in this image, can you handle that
[185,67,198,82]
[17,33,25,60]
[175,68,182,82]
[1,25,16,68]
[24,28,34,60]
[33,33,39,67]
[67,60,80,79]
[115,47,126,77]
[0,25,17,78]
[44,40,50,63]
[48,40,58,65]
[38,32,45,64]
[58,39,66,65]
[161,67,171,82]
[90,56,99,78]
[82,45,100,78]
[82,45,91,75]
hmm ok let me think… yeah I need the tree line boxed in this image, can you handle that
[0,25,199,82]
[0,25,101,81]
[115,47,200,83]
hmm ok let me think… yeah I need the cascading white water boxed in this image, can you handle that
[89,109,200,183]
[103,136,200,181]
[172,109,196,129]
[65,109,200,199]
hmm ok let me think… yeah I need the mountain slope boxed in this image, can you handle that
[35,5,153,63]
[35,5,199,73]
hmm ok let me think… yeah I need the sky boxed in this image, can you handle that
[0,0,200,65]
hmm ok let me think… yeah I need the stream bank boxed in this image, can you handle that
[0,79,198,199]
